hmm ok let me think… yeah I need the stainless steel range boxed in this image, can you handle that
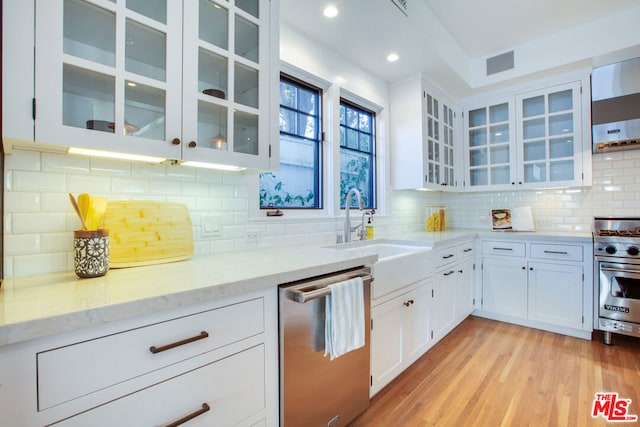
[594,217,640,344]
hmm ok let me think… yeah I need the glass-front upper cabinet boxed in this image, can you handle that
[35,0,183,159]
[181,0,273,168]
[515,81,582,188]
[464,99,516,190]
[33,0,275,169]
[423,89,457,189]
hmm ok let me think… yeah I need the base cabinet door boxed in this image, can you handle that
[370,280,431,396]
[482,257,527,318]
[432,268,457,340]
[55,345,266,427]
[527,262,583,329]
[455,258,475,321]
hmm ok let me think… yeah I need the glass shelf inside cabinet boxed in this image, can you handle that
[64,0,115,66]
[236,0,259,18]
[125,19,167,81]
[199,49,228,100]
[200,0,229,50]
[235,15,259,62]
[125,81,165,140]
[126,0,167,23]
[234,111,259,155]
[198,101,228,151]
[63,64,115,132]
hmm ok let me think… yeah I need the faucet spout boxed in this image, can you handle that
[344,188,363,242]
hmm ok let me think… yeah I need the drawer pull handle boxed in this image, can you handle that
[543,250,568,255]
[444,270,455,276]
[149,331,209,354]
[403,299,414,307]
[442,254,454,259]
[493,247,513,251]
[165,403,210,427]
[463,248,473,253]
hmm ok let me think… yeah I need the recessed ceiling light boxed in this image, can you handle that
[323,5,338,18]
[387,53,399,62]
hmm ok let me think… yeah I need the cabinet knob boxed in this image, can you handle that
[458,269,463,273]
[404,299,414,307]
[171,138,181,145]
[529,267,533,271]
[188,141,197,148]
[522,266,526,270]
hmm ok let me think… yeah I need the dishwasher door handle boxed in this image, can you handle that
[283,267,372,304]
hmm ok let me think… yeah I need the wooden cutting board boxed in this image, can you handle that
[104,201,194,268]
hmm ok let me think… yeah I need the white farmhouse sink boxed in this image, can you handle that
[328,239,433,300]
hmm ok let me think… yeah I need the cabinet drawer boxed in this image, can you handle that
[457,241,475,258]
[435,246,457,267]
[482,241,526,257]
[37,298,264,411]
[530,243,582,262]
[55,344,265,427]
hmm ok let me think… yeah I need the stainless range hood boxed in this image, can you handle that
[591,57,640,153]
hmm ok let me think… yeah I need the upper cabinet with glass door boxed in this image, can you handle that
[390,77,458,191]
[515,81,582,188]
[464,99,516,191]
[28,0,277,169]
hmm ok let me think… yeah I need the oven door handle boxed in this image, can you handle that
[600,266,640,277]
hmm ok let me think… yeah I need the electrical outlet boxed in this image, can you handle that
[245,230,260,241]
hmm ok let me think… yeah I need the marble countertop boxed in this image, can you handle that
[0,228,593,347]
[0,245,377,346]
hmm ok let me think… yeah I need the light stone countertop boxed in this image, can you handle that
[0,245,377,346]
[0,228,593,347]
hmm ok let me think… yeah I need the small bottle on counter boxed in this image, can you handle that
[365,217,374,239]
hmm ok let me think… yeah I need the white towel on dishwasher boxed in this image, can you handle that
[325,276,365,361]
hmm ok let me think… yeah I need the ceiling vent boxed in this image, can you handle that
[390,0,408,16]
[486,51,515,76]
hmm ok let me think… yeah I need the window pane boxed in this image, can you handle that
[339,100,375,209]
[340,149,372,208]
[260,135,319,208]
[260,76,322,209]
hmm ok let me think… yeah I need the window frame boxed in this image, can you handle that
[339,97,377,210]
[259,73,324,210]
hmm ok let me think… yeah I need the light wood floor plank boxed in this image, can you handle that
[350,316,640,426]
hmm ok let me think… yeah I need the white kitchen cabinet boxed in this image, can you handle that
[4,0,279,170]
[0,288,278,426]
[464,98,516,190]
[390,76,458,190]
[432,240,476,340]
[370,279,432,396]
[481,255,528,319]
[463,77,590,191]
[515,81,583,188]
[479,238,592,338]
[527,261,583,329]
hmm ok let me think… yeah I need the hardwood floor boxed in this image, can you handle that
[350,316,640,426]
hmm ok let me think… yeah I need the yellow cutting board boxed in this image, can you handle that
[104,201,194,268]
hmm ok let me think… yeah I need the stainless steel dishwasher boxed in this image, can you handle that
[279,266,372,427]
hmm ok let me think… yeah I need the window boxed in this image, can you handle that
[340,99,376,209]
[259,75,322,208]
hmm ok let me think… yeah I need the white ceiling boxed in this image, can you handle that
[279,0,640,97]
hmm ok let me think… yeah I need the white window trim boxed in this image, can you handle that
[248,62,388,221]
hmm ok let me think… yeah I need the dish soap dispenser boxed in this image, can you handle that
[365,216,374,240]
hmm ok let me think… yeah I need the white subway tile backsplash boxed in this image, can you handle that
[13,213,66,234]
[42,152,90,174]
[5,192,40,212]
[111,177,150,194]
[90,157,131,176]
[132,163,167,179]
[41,232,74,253]
[181,182,210,197]
[149,180,182,195]
[166,165,197,181]
[4,234,41,256]
[5,150,41,171]
[67,174,112,194]
[195,168,223,184]
[13,171,66,192]
[222,198,248,212]
[41,193,73,213]
[13,253,68,277]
